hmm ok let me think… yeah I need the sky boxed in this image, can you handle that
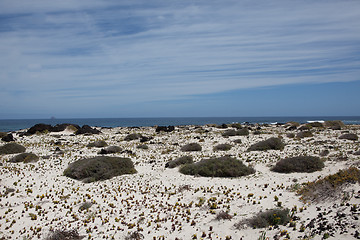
[0,0,360,119]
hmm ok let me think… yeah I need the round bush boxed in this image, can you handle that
[87,140,108,148]
[247,137,284,151]
[98,146,122,154]
[0,143,26,155]
[64,156,136,182]
[236,128,249,136]
[124,133,141,141]
[179,156,255,178]
[181,143,202,152]
[165,156,193,168]
[247,208,290,228]
[213,144,232,151]
[272,155,324,173]
[296,131,313,138]
[9,153,39,163]
[339,133,358,141]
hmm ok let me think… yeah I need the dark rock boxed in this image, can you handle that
[140,136,153,143]
[52,123,80,132]
[156,126,175,133]
[27,123,53,134]
[63,156,136,182]
[9,152,39,163]
[2,133,15,142]
[286,125,297,131]
[0,132,7,138]
[75,125,101,135]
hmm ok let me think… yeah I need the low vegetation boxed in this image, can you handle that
[9,153,39,163]
[213,143,232,151]
[0,143,26,154]
[324,120,345,130]
[87,140,108,148]
[236,208,290,229]
[181,143,202,152]
[165,156,193,168]
[298,167,360,202]
[179,156,255,177]
[339,133,358,141]
[247,137,284,151]
[124,133,142,141]
[296,131,313,138]
[64,156,136,183]
[272,156,324,173]
[45,229,84,240]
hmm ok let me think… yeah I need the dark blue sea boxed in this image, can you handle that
[1,116,360,132]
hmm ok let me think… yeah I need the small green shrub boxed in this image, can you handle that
[87,140,107,148]
[136,144,149,150]
[324,120,345,130]
[236,128,249,136]
[179,156,255,178]
[296,131,313,138]
[9,153,39,163]
[298,167,360,202]
[64,156,136,182]
[181,143,202,152]
[339,133,358,141]
[244,208,290,228]
[222,129,237,137]
[165,156,193,168]
[306,122,324,128]
[0,143,26,154]
[272,156,324,173]
[247,137,284,151]
[213,144,232,151]
[98,146,122,154]
[124,133,141,141]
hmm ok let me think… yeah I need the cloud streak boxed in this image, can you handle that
[0,0,360,117]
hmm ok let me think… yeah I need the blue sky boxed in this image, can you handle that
[0,0,360,119]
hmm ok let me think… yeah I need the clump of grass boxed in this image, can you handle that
[179,156,255,178]
[0,143,26,155]
[213,144,232,151]
[87,140,107,148]
[165,156,193,168]
[339,133,358,141]
[272,156,324,173]
[64,156,136,183]
[306,122,324,128]
[247,137,284,151]
[9,153,39,163]
[298,167,360,202]
[181,143,202,152]
[236,208,290,229]
[45,229,84,240]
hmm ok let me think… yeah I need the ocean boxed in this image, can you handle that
[1,116,360,132]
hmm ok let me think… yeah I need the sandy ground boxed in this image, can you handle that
[0,123,359,239]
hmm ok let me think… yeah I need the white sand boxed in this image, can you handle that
[0,124,359,239]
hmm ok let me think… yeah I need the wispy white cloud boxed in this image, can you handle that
[0,0,360,117]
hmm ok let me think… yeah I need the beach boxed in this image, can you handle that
[0,122,359,239]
